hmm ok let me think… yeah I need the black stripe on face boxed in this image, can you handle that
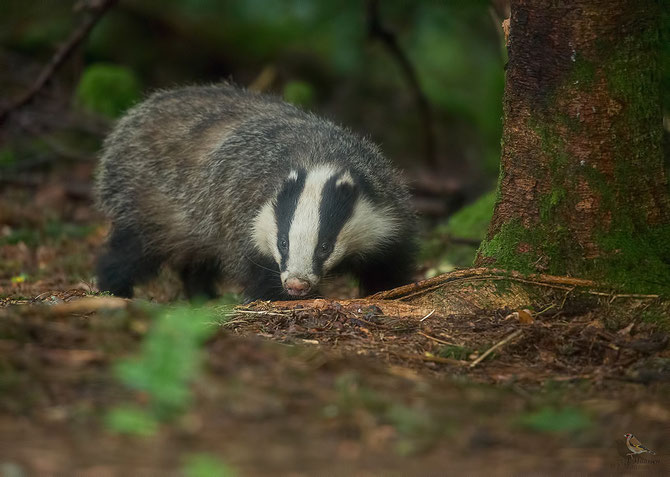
[275,169,306,270]
[314,172,359,275]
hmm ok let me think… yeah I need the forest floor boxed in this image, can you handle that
[1,186,670,476]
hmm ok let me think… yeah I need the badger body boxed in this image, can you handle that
[96,84,416,301]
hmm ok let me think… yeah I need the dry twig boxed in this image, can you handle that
[469,329,523,368]
[417,331,456,346]
[419,309,435,322]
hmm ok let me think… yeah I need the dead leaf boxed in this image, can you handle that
[504,309,534,324]
[518,309,534,324]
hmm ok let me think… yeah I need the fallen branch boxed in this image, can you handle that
[0,0,119,125]
[370,267,663,302]
[366,0,437,169]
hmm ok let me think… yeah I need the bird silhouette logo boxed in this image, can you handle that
[624,433,656,457]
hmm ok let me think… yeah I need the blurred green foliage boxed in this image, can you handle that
[108,306,217,435]
[443,190,496,240]
[0,220,95,247]
[182,453,237,477]
[74,63,141,118]
[105,406,159,437]
[0,148,16,168]
[406,3,504,173]
[283,80,315,107]
[0,1,73,51]
[518,407,592,434]
[422,190,495,273]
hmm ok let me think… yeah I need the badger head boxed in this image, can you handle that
[252,165,396,297]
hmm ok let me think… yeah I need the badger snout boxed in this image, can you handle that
[284,277,312,297]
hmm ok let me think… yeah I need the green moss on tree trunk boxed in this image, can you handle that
[476,0,670,294]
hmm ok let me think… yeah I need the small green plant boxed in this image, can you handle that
[75,63,141,118]
[182,453,237,477]
[107,306,217,435]
[438,344,472,360]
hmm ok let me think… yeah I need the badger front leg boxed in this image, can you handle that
[240,254,287,302]
[179,259,222,301]
[96,226,163,298]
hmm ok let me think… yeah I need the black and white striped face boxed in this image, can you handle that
[252,165,396,297]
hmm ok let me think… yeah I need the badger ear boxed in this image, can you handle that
[336,170,355,188]
[287,170,299,181]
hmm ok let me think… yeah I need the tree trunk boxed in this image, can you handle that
[476,0,670,293]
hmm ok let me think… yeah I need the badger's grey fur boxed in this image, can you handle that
[96,83,416,301]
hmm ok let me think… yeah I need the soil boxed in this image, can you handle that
[1,187,670,476]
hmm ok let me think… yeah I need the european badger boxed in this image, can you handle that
[96,84,416,301]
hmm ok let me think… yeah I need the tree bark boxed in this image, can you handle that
[476,0,670,292]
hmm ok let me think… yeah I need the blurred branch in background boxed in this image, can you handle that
[366,0,437,170]
[0,0,119,126]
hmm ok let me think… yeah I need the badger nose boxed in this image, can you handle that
[284,277,311,296]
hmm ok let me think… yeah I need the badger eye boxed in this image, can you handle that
[321,243,328,252]
[279,239,288,251]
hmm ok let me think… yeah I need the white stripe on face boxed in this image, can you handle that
[252,200,280,264]
[280,165,338,286]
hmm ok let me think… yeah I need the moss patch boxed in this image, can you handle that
[479,218,670,294]
[539,188,566,221]
[570,54,596,90]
